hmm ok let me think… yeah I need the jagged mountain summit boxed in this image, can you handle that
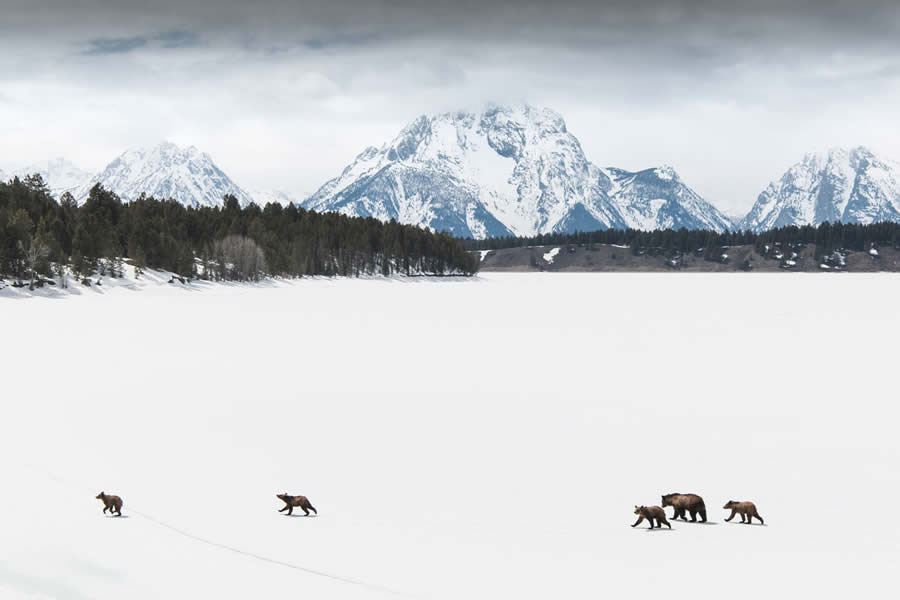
[303,105,731,239]
[75,142,254,208]
[10,157,92,199]
[740,146,900,232]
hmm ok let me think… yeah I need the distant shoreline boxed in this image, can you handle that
[476,243,900,273]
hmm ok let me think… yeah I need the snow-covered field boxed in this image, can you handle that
[2,273,899,599]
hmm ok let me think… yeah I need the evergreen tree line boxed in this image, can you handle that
[0,175,479,286]
[463,222,900,257]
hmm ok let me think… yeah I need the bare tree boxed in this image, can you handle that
[25,234,50,290]
[212,235,267,281]
[55,260,68,289]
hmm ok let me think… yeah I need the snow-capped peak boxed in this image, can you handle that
[75,142,254,208]
[249,189,304,206]
[10,157,93,199]
[739,146,900,232]
[303,105,732,238]
[654,165,679,182]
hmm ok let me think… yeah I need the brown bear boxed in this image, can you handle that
[96,492,123,516]
[277,493,317,516]
[723,500,764,524]
[632,505,671,529]
[661,493,706,522]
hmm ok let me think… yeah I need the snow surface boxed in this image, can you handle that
[542,247,560,263]
[3,273,900,599]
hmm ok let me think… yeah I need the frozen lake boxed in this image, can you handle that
[2,273,899,599]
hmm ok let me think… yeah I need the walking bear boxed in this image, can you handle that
[661,493,707,522]
[723,501,764,524]
[632,505,671,529]
[96,492,123,516]
[277,493,317,516]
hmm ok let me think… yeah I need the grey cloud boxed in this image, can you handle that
[303,33,380,51]
[82,36,148,55]
[6,1,899,49]
[3,0,900,216]
[80,31,202,56]
[155,31,202,49]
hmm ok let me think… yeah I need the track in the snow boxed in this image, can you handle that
[127,508,419,598]
[32,465,420,599]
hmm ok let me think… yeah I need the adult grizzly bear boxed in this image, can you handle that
[723,500,764,524]
[631,505,671,529]
[661,493,706,522]
[95,492,123,516]
[276,493,317,516]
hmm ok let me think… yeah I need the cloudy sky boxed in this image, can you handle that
[2,0,900,215]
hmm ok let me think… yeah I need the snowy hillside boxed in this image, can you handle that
[75,142,255,207]
[603,165,733,231]
[740,146,900,232]
[304,106,731,239]
[11,157,93,199]
[4,273,900,599]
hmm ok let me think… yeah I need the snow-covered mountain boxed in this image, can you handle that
[249,189,303,206]
[9,158,92,199]
[602,165,733,232]
[303,105,731,238]
[739,147,900,232]
[76,142,254,208]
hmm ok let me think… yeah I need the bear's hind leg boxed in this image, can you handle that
[689,509,697,522]
[754,513,764,525]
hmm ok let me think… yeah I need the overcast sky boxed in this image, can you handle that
[2,0,900,215]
